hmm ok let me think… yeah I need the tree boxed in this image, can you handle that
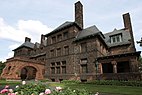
[137,37,142,47]
[138,56,142,73]
[0,61,5,74]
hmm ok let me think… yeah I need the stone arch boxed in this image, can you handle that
[1,59,44,80]
[17,63,44,80]
[20,66,37,80]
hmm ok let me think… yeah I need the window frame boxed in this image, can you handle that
[110,34,122,44]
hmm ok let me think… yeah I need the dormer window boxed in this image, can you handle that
[110,34,122,44]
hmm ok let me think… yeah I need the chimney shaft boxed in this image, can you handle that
[123,13,132,31]
[123,13,136,52]
[75,1,83,29]
[25,37,31,42]
[41,34,45,45]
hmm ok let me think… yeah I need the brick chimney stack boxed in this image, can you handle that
[41,34,45,45]
[123,13,132,31]
[123,13,136,52]
[25,37,31,42]
[75,1,83,29]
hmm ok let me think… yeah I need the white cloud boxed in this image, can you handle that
[0,17,53,62]
[8,43,21,50]
[0,17,53,43]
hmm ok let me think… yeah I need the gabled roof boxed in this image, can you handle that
[104,28,131,47]
[54,21,74,31]
[13,41,35,51]
[45,21,81,37]
[75,25,105,41]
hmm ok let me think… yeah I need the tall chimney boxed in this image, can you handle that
[123,13,132,31]
[123,13,136,52]
[41,34,45,45]
[25,37,31,42]
[75,1,83,29]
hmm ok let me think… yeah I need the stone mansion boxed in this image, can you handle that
[1,1,141,82]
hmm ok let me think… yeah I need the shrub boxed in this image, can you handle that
[40,78,50,82]
[61,80,80,84]
[12,81,91,95]
[87,80,142,87]
[50,87,91,95]
[14,82,50,95]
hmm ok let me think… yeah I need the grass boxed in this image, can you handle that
[0,80,21,85]
[49,82,142,95]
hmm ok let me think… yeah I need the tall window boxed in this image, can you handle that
[64,46,69,55]
[50,49,54,57]
[62,61,66,65]
[81,42,87,52]
[51,67,55,74]
[56,48,61,56]
[56,67,60,74]
[63,31,69,39]
[56,62,60,66]
[51,62,55,66]
[62,66,66,74]
[80,58,88,73]
[81,64,88,73]
[110,34,122,44]
[51,36,56,44]
[57,34,62,41]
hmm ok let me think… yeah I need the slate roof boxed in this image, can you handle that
[13,41,35,51]
[75,25,105,42]
[74,25,131,48]
[45,21,81,37]
[104,28,131,47]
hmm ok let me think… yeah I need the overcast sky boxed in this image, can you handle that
[0,0,142,62]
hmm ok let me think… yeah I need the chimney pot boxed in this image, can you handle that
[25,37,31,42]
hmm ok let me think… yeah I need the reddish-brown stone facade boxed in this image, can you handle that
[1,1,141,81]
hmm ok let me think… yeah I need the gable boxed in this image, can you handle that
[104,29,131,48]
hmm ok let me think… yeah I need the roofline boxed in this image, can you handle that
[73,33,108,48]
[45,22,82,37]
[13,46,33,51]
[108,42,131,48]
[96,51,141,60]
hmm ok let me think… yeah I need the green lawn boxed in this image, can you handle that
[0,80,21,85]
[49,83,142,95]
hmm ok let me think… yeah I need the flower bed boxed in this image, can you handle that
[0,81,91,95]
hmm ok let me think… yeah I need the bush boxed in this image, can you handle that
[61,80,80,84]
[87,80,142,87]
[40,78,50,82]
[50,87,91,95]
[12,81,91,95]
[14,82,50,95]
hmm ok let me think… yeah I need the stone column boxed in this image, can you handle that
[111,61,117,73]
